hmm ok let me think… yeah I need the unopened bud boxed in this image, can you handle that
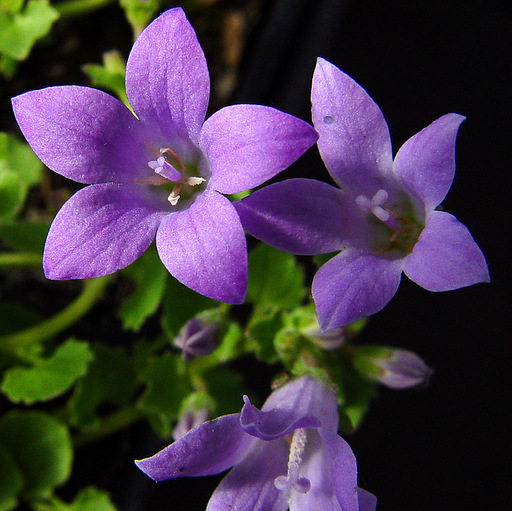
[172,407,209,440]
[173,318,217,361]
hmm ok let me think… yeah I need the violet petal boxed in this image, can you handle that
[393,113,465,210]
[155,191,247,303]
[43,183,164,279]
[125,7,209,146]
[290,430,358,511]
[201,105,318,195]
[312,58,393,196]
[135,414,253,481]
[357,488,378,511]
[312,249,403,330]
[206,439,289,511]
[234,178,359,255]
[11,86,146,184]
[403,210,490,291]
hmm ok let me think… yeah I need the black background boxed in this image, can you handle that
[2,1,510,510]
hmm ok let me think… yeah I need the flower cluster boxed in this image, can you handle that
[11,5,491,510]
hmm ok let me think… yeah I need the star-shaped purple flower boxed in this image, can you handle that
[11,8,317,304]
[235,58,489,328]
[136,376,376,511]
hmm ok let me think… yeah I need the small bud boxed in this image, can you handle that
[354,346,434,389]
[173,318,217,361]
[172,407,209,441]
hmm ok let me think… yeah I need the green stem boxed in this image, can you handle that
[0,276,110,353]
[54,0,116,18]
[73,405,144,448]
[0,252,41,269]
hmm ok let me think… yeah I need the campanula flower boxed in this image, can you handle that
[173,317,217,361]
[136,376,376,511]
[11,8,317,304]
[235,58,489,327]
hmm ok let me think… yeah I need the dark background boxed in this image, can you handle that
[2,0,510,510]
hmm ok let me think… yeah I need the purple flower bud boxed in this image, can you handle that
[305,326,346,350]
[355,347,434,389]
[173,318,217,361]
[172,407,209,441]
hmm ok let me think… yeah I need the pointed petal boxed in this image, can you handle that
[125,7,209,145]
[235,179,363,255]
[290,431,358,511]
[206,440,289,511]
[135,414,253,481]
[393,113,465,210]
[357,488,378,511]
[311,58,393,196]
[43,184,165,279]
[312,249,403,330]
[403,210,490,291]
[201,105,317,195]
[156,191,247,303]
[12,86,146,184]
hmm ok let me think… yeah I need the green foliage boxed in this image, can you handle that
[33,487,118,511]
[1,339,93,404]
[118,245,167,331]
[0,220,49,253]
[0,411,72,501]
[119,0,159,37]
[0,447,23,511]
[0,0,58,76]
[247,244,305,309]
[203,366,245,417]
[82,50,129,108]
[138,352,190,437]
[0,132,44,219]
[67,344,137,430]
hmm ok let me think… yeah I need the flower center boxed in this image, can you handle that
[137,147,205,205]
[274,428,311,495]
[356,188,424,255]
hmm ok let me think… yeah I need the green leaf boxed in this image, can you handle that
[203,366,245,417]
[246,306,283,364]
[0,220,50,253]
[119,0,159,37]
[247,244,305,309]
[67,344,137,430]
[0,445,24,511]
[0,132,44,218]
[0,411,72,500]
[118,245,167,331]
[0,0,59,61]
[138,353,190,437]
[161,277,218,338]
[1,339,94,404]
[33,487,118,511]
[82,50,129,108]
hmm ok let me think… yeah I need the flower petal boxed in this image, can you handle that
[125,7,209,146]
[201,105,317,195]
[393,113,465,210]
[312,249,403,330]
[403,210,490,291]
[12,86,146,184]
[156,191,247,303]
[357,488,378,511]
[311,58,393,196]
[235,179,360,255]
[206,440,289,511]
[135,414,253,481]
[43,184,165,279]
[290,430,358,511]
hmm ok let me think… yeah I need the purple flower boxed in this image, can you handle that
[11,8,317,304]
[136,376,376,511]
[235,58,489,328]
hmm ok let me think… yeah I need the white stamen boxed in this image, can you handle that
[168,194,180,205]
[186,176,206,186]
[356,189,391,221]
[274,428,311,495]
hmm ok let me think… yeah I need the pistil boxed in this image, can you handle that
[356,189,401,231]
[274,428,311,495]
